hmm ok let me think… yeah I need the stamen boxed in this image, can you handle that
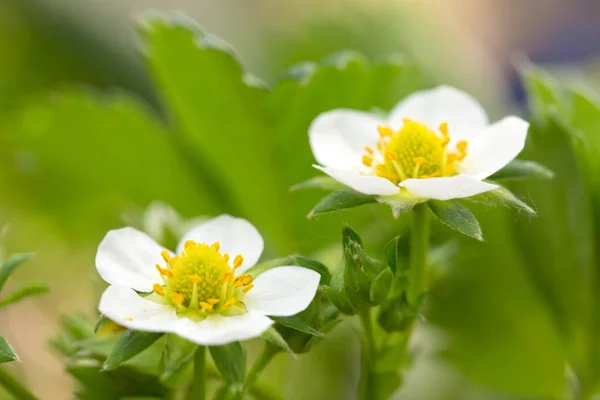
[240,274,253,285]
[171,293,184,305]
[207,298,220,305]
[456,141,468,154]
[189,275,202,283]
[211,242,221,252]
[439,122,449,137]
[364,146,374,155]
[223,298,236,308]
[234,255,244,269]
[161,250,171,263]
[242,284,254,293]
[384,151,397,161]
[184,240,196,249]
[223,253,230,263]
[362,155,373,167]
[377,126,393,137]
[413,157,426,166]
[162,269,173,278]
[222,272,233,282]
[200,302,213,311]
[153,283,164,296]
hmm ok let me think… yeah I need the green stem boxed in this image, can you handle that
[407,202,429,305]
[358,309,376,400]
[188,346,206,400]
[0,367,38,400]
[245,344,278,387]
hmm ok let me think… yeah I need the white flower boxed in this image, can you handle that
[96,214,321,346]
[309,85,529,201]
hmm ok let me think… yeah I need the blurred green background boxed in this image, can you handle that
[3,0,600,399]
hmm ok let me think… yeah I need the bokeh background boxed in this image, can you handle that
[2,0,600,399]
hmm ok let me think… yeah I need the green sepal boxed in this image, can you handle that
[377,195,422,219]
[290,176,345,192]
[428,200,483,241]
[159,334,196,386]
[340,225,389,311]
[0,253,35,294]
[308,190,376,218]
[102,330,164,371]
[287,255,331,285]
[0,335,18,364]
[271,316,324,337]
[369,268,393,304]
[209,342,246,384]
[489,159,554,181]
[0,283,49,308]
[465,185,536,216]
[324,286,355,315]
[260,327,295,357]
[384,236,406,275]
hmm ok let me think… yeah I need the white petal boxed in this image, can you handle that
[460,116,529,180]
[99,285,178,332]
[399,175,498,200]
[171,312,273,346]
[315,165,399,196]
[96,227,170,292]
[177,215,263,273]
[245,266,321,317]
[389,85,488,139]
[309,109,383,170]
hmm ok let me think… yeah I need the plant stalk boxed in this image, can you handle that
[245,343,278,387]
[187,346,206,400]
[0,367,38,400]
[358,308,376,400]
[407,202,429,305]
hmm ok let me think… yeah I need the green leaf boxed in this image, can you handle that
[0,253,34,294]
[67,359,168,399]
[271,316,324,337]
[489,160,554,181]
[288,255,331,285]
[140,16,293,253]
[369,268,393,304]
[428,200,483,241]
[290,176,345,192]
[260,327,295,357]
[209,342,246,384]
[0,283,48,308]
[0,335,18,364]
[308,190,376,218]
[466,185,536,216]
[102,330,163,371]
[1,90,215,242]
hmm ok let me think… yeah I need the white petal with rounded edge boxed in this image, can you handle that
[99,285,178,332]
[309,109,383,170]
[460,116,529,180]
[315,165,399,196]
[96,227,170,292]
[388,86,488,139]
[245,266,321,317]
[177,215,263,273]
[171,311,274,346]
[400,175,498,200]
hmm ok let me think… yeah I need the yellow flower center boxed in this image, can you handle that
[362,119,468,184]
[152,241,253,319]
